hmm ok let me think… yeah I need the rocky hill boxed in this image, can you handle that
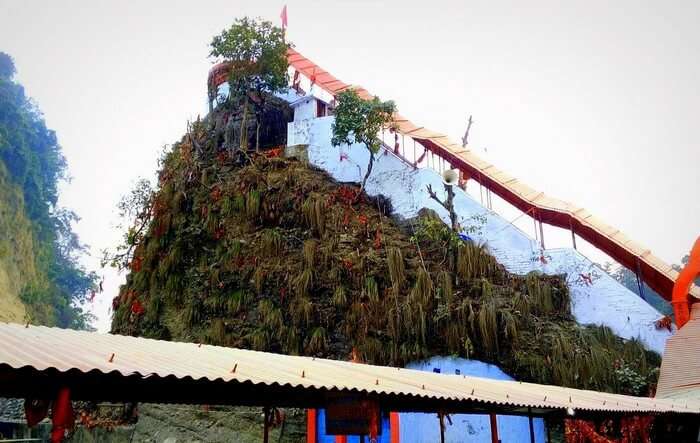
[111,102,659,398]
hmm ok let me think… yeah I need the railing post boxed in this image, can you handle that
[539,220,545,250]
[635,258,646,299]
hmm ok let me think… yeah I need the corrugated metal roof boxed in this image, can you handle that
[0,323,697,415]
[657,304,700,401]
[285,47,700,304]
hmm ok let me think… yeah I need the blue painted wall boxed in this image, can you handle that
[399,357,547,443]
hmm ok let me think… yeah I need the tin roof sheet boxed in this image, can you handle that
[0,323,696,415]
[657,305,700,401]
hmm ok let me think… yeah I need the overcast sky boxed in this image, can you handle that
[1,0,698,332]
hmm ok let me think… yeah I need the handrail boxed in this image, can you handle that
[284,47,699,302]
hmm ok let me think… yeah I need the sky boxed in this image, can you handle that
[1,0,698,332]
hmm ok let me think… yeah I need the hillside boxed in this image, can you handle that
[0,52,96,328]
[111,104,659,397]
[0,162,32,322]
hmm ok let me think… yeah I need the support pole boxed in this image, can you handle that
[411,137,416,167]
[489,413,499,443]
[546,417,552,443]
[539,218,545,250]
[307,409,317,443]
[571,225,577,250]
[390,412,400,443]
[263,406,270,443]
[635,258,646,299]
[438,413,446,443]
[528,408,535,443]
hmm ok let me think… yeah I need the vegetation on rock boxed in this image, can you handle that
[110,105,659,396]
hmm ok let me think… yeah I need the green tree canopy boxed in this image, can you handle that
[0,52,15,79]
[0,52,97,328]
[209,17,289,150]
[332,89,396,193]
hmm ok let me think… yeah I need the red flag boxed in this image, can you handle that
[280,5,288,29]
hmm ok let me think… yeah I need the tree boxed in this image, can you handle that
[331,89,396,195]
[0,52,16,79]
[209,17,289,151]
[0,52,97,328]
[102,178,154,271]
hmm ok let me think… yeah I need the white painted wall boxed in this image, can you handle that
[302,115,671,354]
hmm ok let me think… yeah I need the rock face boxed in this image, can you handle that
[68,405,305,443]
[210,95,293,152]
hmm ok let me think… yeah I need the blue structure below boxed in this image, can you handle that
[399,357,547,443]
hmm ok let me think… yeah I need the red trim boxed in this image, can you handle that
[335,436,348,443]
[390,412,400,443]
[307,409,317,443]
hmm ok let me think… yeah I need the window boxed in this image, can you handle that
[316,100,327,118]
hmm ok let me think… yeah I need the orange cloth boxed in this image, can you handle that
[673,237,700,328]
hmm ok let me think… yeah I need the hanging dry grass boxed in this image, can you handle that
[248,326,270,351]
[307,327,328,354]
[245,189,261,220]
[411,268,433,304]
[261,228,283,257]
[437,270,453,305]
[303,239,317,269]
[227,289,247,315]
[253,267,265,294]
[293,268,313,298]
[527,272,553,314]
[364,276,379,303]
[499,310,518,344]
[387,247,405,290]
[478,296,498,355]
[333,286,347,307]
[208,318,226,344]
[302,196,326,237]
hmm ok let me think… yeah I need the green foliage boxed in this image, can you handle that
[209,17,289,100]
[412,212,486,252]
[0,53,15,79]
[331,90,395,154]
[0,53,97,328]
[331,90,396,191]
[209,17,289,150]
